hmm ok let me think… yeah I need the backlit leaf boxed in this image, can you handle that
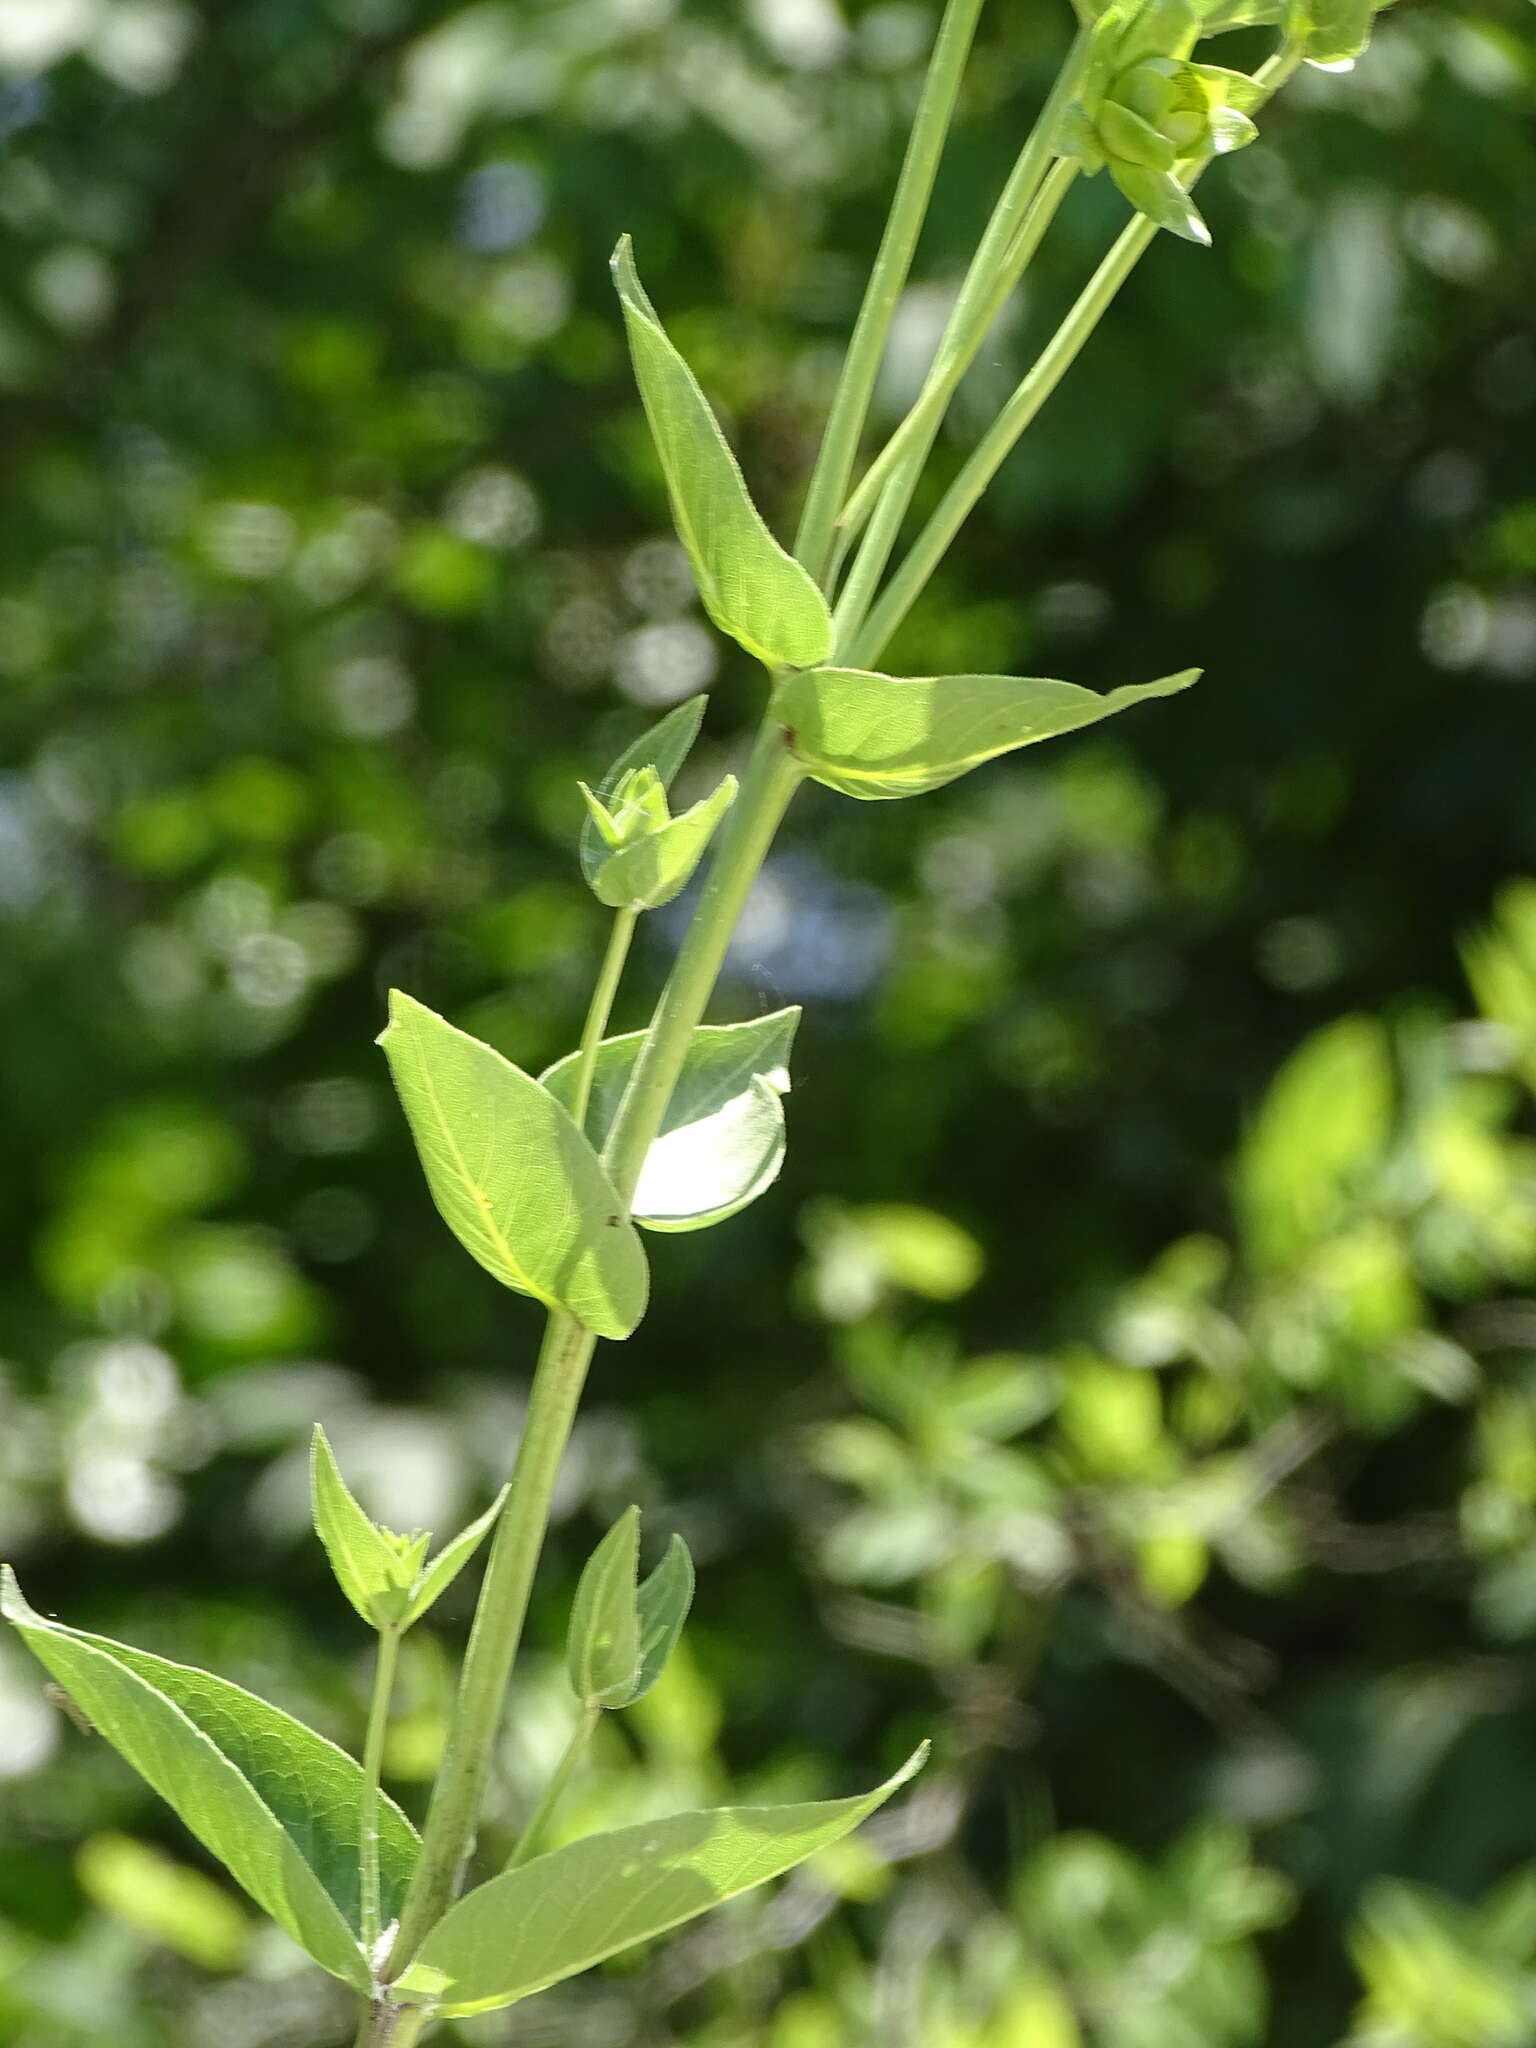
[773,667,1199,800]
[380,991,648,1339]
[402,1489,507,1629]
[612,237,832,671]
[541,1009,799,1233]
[310,1423,404,1629]
[632,1534,695,1703]
[394,1745,928,2016]
[566,1507,642,1709]
[2,1569,420,1987]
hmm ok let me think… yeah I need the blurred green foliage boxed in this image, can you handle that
[0,0,1534,2042]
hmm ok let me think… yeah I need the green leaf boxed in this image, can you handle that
[566,1508,642,1709]
[541,1009,799,1233]
[401,1488,507,1629]
[379,990,648,1340]
[310,1424,406,1629]
[394,1745,928,2016]
[632,1534,695,1703]
[592,775,738,911]
[1,1568,419,1987]
[580,700,705,887]
[773,667,1200,800]
[612,237,832,671]
[1111,162,1212,244]
[1288,0,1392,68]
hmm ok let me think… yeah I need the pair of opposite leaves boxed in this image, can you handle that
[3,1491,923,2019]
[611,237,1199,801]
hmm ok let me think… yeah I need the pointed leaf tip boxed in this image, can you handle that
[397,1743,929,2015]
[613,239,831,671]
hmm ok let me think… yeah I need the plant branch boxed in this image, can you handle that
[505,1700,601,1871]
[571,909,638,1130]
[359,1624,401,1957]
[793,0,987,588]
[381,716,804,1989]
[848,45,1303,669]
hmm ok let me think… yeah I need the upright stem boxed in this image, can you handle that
[830,158,1077,656]
[794,0,986,588]
[836,30,1090,552]
[359,1624,401,1957]
[505,1700,601,1872]
[570,908,637,1130]
[381,716,803,1986]
[849,211,1157,667]
[385,1307,594,1968]
[847,47,1302,669]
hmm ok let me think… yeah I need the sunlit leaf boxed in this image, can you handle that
[380,991,648,1339]
[772,667,1199,799]
[612,236,832,671]
[402,1489,507,1629]
[394,1745,928,2015]
[542,1009,799,1232]
[77,1832,252,1973]
[310,1423,405,1629]
[2,1569,420,1987]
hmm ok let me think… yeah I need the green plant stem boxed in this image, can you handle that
[380,717,804,1994]
[570,908,637,1130]
[359,1624,401,1957]
[848,210,1157,667]
[834,28,1090,559]
[793,0,985,588]
[505,1701,601,1872]
[384,1306,593,1971]
[830,156,1077,656]
[846,46,1301,669]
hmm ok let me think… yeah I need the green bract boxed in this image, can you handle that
[612,236,832,671]
[542,1009,800,1233]
[586,773,739,913]
[379,990,649,1339]
[393,1746,928,2017]
[1063,0,1261,244]
[1287,0,1398,70]
[773,667,1200,800]
[566,1507,694,1710]
[2,1568,420,1988]
[310,1425,505,1632]
[579,697,708,889]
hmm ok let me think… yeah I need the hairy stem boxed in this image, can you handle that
[570,908,637,1130]
[359,1624,400,1957]
[381,717,803,1987]
[505,1700,601,1872]
[793,0,986,588]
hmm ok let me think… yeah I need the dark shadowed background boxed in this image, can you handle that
[1,1,1535,2042]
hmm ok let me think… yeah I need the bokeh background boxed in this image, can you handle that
[2,1,1535,2043]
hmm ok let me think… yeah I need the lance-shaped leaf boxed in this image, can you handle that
[1,1568,420,1988]
[567,1508,642,1709]
[580,699,707,889]
[541,1009,799,1233]
[592,775,738,912]
[773,667,1200,800]
[394,1745,928,2016]
[380,991,648,1340]
[612,236,831,672]
[310,1426,505,1631]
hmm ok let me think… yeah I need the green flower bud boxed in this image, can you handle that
[579,764,671,851]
